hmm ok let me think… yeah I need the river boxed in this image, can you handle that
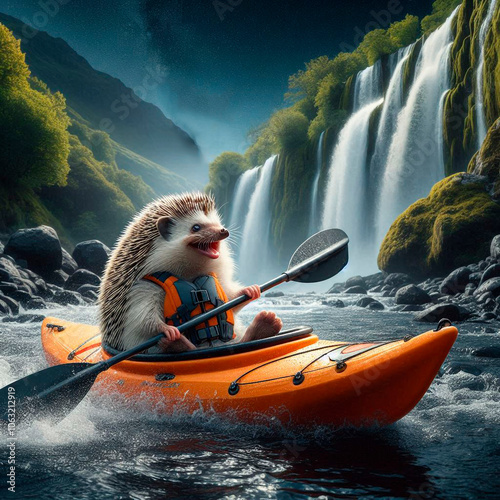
[0,292,498,499]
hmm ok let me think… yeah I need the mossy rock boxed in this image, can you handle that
[378,172,500,277]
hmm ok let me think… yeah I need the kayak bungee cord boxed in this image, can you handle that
[228,339,399,395]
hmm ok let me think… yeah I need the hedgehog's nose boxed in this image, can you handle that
[220,228,229,240]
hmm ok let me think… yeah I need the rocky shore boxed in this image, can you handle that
[0,225,109,322]
[326,234,500,324]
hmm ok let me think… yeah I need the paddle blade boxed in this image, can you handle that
[0,362,99,427]
[287,229,349,283]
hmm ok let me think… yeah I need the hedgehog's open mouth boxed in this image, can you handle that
[189,240,220,259]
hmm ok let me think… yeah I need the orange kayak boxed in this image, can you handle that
[41,317,458,427]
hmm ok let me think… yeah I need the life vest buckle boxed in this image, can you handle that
[191,288,210,304]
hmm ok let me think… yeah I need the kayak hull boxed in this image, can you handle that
[41,317,458,427]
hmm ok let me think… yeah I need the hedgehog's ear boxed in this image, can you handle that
[157,217,174,240]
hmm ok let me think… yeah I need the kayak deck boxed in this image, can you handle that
[41,317,458,427]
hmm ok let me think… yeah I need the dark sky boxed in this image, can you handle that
[3,0,434,162]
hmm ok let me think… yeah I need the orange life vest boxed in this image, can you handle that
[143,271,235,346]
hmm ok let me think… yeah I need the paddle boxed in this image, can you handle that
[0,228,348,426]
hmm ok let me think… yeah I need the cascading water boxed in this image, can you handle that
[321,62,384,274]
[229,166,261,235]
[321,99,383,275]
[308,131,325,235]
[476,0,498,147]
[376,8,458,247]
[237,155,277,283]
[352,60,382,111]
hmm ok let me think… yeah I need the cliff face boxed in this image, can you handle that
[0,13,203,180]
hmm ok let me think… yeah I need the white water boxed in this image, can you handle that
[476,0,498,147]
[321,99,384,275]
[308,131,325,235]
[376,8,458,246]
[238,155,277,283]
[229,166,261,235]
[353,60,383,111]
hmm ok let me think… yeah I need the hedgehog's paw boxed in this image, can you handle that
[241,311,282,342]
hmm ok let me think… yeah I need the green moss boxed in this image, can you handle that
[340,74,356,112]
[402,37,423,100]
[483,3,500,130]
[378,173,500,276]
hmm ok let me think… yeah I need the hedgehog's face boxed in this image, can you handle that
[155,209,229,269]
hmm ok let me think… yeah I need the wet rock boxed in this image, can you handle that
[0,295,19,315]
[53,290,82,306]
[367,300,384,310]
[414,303,462,322]
[479,263,500,286]
[444,363,482,376]
[72,240,110,276]
[345,275,366,289]
[440,267,471,295]
[356,296,376,307]
[368,285,383,293]
[464,283,477,296]
[33,278,51,299]
[45,269,68,287]
[0,282,17,294]
[17,278,37,295]
[26,297,46,309]
[0,299,11,314]
[64,269,101,292]
[472,346,500,358]
[400,304,424,312]
[327,283,344,294]
[483,298,496,311]
[395,284,431,305]
[491,235,500,259]
[2,313,45,323]
[61,248,78,275]
[468,272,482,286]
[77,284,100,296]
[265,291,284,298]
[5,289,32,306]
[82,290,99,301]
[474,277,500,298]
[0,257,21,280]
[291,300,301,306]
[384,273,412,288]
[364,272,385,288]
[480,312,497,321]
[322,299,344,308]
[4,226,62,277]
[428,291,442,301]
[344,285,367,294]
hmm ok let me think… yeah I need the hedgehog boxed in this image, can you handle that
[99,192,283,352]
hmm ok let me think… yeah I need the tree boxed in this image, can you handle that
[269,108,309,150]
[388,15,420,47]
[0,25,70,189]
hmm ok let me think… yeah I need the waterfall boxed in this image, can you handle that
[308,131,325,235]
[376,8,458,246]
[368,46,413,225]
[237,155,277,283]
[353,60,383,111]
[229,166,261,234]
[321,99,383,275]
[476,0,498,147]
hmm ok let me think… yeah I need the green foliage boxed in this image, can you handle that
[0,25,70,189]
[378,173,500,277]
[206,152,251,216]
[245,125,277,166]
[269,108,309,150]
[388,15,421,48]
[421,0,462,35]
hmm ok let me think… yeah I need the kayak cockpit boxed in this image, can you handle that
[102,326,315,362]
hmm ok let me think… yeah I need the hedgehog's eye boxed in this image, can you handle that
[191,224,201,233]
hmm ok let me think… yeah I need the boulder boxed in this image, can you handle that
[395,285,431,305]
[413,303,462,322]
[6,289,33,307]
[265,291,284,298]
[400,304,424,312]
[440,267,471,295]
[345,275,366,289]
[491,235,500,259]
[472,346,500,358]
[384,273,412,288]
[0,282,17,294]
[474,277,500,298]
[45,270,68,287]
[0,257,21,280]
[327,283,344,294]
[322,299,345,308]
[77,284,100,295]
[2,314,45,323]
[356,296,376,307]
[367,300,384,310]
[0,294,19,315]
[53,290,82,306]
[72,240,110,276]
[26,297,46,309]
[82,289,99,301]
[0,299,11,314]
[479,263,500,285]
[344,285,367,294]
[61,248,78,275]
[64,269,101,292]
[4,226,62,277]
